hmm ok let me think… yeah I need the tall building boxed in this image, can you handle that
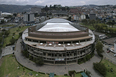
[22,18,95,64]
[23,13,34,23]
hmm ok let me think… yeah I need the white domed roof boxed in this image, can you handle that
[38,18,79,32]
[42,18,72,23]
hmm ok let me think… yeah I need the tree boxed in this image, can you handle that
[0,37,2,43]
[45,5,49,12]
[13,13,17,17]
[82,19,87,24]
[93,62,107,76]
[67,16,71,21]
[68,70,75,77]
[95,40,104,57]
[0,20,5,24]
[10,38,16,45]
[35,57,44,66]
[111,20,115,28]
[107,21,112,27]
[22,50,29,58]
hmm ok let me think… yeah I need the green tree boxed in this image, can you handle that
[93,62,107,76]
[10,38,16,45]
[82,19,87,24]
[35,57,44,66]
[22,49,29,58]
[95,41,104,57]
[67,16,71,21]
[1,20,5,24]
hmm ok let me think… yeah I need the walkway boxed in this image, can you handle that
[0,45,15,59]
[15,38,102,77]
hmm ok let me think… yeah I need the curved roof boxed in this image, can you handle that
[42,18,72,23]
[38,23,79,32]
[38,18,79,32]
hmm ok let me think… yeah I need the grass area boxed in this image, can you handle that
[80,23,95,30]
[75,73,81,77]
[0,54,49,77]
[3,26,29,47]
[2,25,15,27]
[101,59,116,77]
[0,54,81,77]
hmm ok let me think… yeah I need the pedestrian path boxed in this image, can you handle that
[0,45,15,59]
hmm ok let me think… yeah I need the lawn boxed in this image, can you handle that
[101,58,116,77]
[2,25,15,27]
[0,54,81,77]
[80,23,95,30]
[3,26,29,47]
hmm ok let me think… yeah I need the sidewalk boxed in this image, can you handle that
[0,45,15,59]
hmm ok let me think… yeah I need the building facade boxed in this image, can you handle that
[22,18,95,64]
[23,13,34,23]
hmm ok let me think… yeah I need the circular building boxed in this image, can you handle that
[22,18,95,64]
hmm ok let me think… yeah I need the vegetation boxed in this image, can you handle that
[78,52,94,64]
[2,25,15,27]
[93,62,107,76]
[81,19,116,37]
[68,70,76,77]
[21,49,29,58]
[94,58,116,77]
[35,57,44,66]
[95,40,104,57]
[0,54,81,77]
[3,26,29,47]
[101,59,116,77]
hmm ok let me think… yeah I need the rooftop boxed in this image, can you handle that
[38,23,79,32]
[42,18,71,23]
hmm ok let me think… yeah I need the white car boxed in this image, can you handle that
[114,54,116,57]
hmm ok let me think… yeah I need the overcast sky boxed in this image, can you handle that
[0,0,116,6]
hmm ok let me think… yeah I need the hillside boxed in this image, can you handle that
[0,4,43,13]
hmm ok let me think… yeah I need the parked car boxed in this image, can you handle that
[114,54,116,57]
[107,51,110,53]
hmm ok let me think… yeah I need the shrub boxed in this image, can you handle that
[68,70,76,77]
[93,62,107,76]
[35,57,44,66]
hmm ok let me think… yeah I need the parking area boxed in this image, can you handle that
[103,44,116,64]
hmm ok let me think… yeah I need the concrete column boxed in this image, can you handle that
[65,60,67,64]
[62,54,63,57]
[76,59,78,63]
[71,41,73,44]
[72,53,74,56]
[79,41,80,43]
[54,61,55,64]
[46,53,48,56]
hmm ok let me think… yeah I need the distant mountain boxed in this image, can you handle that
[0,4,44,13]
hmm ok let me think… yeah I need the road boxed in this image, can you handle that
[103,44,116,64]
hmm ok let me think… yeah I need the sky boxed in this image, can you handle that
[0,0,116,6]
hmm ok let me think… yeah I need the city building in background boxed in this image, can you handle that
[23,13,34,23]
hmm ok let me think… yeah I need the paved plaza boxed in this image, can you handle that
[0,45,15,59]
[14,38,102,77]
